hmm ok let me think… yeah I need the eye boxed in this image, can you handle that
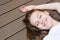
[39,14,42,19]
[36,21,39,27]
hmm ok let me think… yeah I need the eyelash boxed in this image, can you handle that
[37,23,39,26]
[39,15,41,19]
[36,14,42,27]
[37,15,42,26]
[36,21,39,27]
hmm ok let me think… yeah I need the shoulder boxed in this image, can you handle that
[43,23,60,40]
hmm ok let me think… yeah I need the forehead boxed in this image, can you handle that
[30,10,44,26]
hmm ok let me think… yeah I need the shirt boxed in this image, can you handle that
[43,23,60,40]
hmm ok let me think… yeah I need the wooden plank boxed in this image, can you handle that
[0,16,26,40]
[0,8,26,28]
[0,0,11,6]
[25,0,51,5]
[0,0,30,15]
[7,29,27,40]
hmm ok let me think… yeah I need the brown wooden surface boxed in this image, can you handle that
[0,0,60,40]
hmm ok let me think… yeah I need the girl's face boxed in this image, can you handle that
[30,10,52,30]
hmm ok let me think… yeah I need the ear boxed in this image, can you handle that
[44,11,49,15]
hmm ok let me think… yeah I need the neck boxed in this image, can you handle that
[50,17,59,29]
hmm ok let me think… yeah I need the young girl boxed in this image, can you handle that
[20,2,60,40]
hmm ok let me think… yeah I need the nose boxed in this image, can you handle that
[38,18,45,25]
[38,19,43,25]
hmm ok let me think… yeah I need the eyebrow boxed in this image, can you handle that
[34,13,39,26]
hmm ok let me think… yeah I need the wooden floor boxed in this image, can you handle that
[0,0,60,40]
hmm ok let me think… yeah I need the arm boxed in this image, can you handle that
[20,2,60,13]
[34,2,60,13]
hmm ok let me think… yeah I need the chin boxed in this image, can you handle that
[47,24,51,29]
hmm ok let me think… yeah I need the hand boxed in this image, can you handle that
[19,5,35,12]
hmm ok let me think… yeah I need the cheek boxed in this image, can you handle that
[47,18,52,27]
[37,24,44,30]
[37,24,50,30]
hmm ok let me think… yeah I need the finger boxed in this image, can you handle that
[19,5,35,12]
[19,6,27,12]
